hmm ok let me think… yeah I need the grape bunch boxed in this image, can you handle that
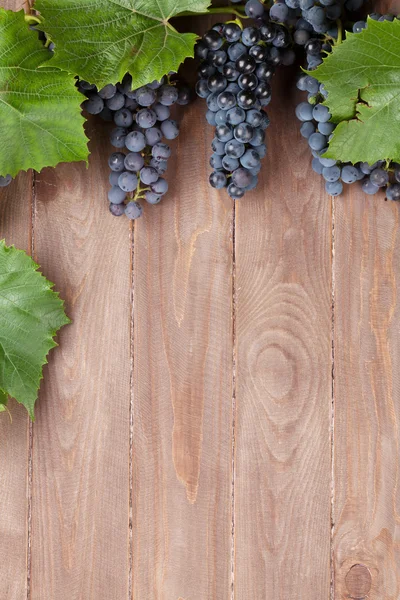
[195,19,296,199]
[78,74,190,219]
[296,14,400,201]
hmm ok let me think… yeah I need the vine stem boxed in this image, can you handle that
[176,6,248,18]
[24,14,41,24]
[335,19,343,45]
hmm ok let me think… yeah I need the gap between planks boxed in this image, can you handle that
[231,201,237,600]
[330,197,336,600]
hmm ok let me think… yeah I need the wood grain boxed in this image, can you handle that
[333,190,400,599]
[0,2,32,598]
[234,72,332,599]
[0,172,31,600]
[30,120,131,599]
[132,97,234,598]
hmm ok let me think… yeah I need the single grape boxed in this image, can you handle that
[114,108,134,127]
[319,156,337,168]
[249,127,265,146]
[241,27,260,46]
[136,86,157,107]
[370,168,389,187]
[256,62,275,82]
[208,73,228,93]
[118,171,138,192]
[270,3,290,22]
[228,42,247,62]
[98,84,116,99]
[325,180,343,196]
[237,90,257,109]
[234,122,254,143]
[145,191,162,204]
[196,79,210,98]
[312,157,324,175]
[210,171,228,189]
[136,108,157,129]
[232,167,253,188]
[108,186,127,204]
[318,122,335,136]
[216,124,234,142]
[108,152,126,172]
[124,152,145,172]
[158,85,179,106]
[362,179,380,195]
[208,49,228,68]
[212,138,226,155]
[313,104,331,122]
[227,182,245,199]
[295,102,314,121]
[145,127,162,146]
[125,201,143,220]
[245,0,265,17]
[215,110,227,125]
[222,155,240,171]
[300,121,315,138]
[203,29,223,50]
[236,55,256,74]
[226,82,241,95]
[140,167,159,185]
[341,165,359,184]
[177,84,191,105]
[294,29,310,45]
[225,139,246,158]
[223,23,242,43]
[210,153,223,169]
[160,119,180,139]
[217,91,237,110]
[0,174,12,187]
[206,92,220,112]
[125,131,146,152]
[240,149,261,169]
[386,184,400,201]
[308,132,327,151]
[304,76,319,94]
[223,62,240,82]
[106,93,125,111]
[150,158,168,175]
[238,73,258,91]
[151,178,169,196]
[322,165,341,182]
[227,107,246,125]
[246,109,264,127]
[252,143,267,158]
[195,41,209,60]
[82,95,104,115]
[152,143,171,160]
[109,202,125,217]
[249,45,269,63]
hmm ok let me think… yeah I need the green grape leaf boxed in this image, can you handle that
[0,8,88,178]
[313,19,400,164]
[34,0,211,89]
[0,241,70,419]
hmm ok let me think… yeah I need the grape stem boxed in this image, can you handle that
[335,19,343,45]
[24,14,41,25]
[176,6,248,18]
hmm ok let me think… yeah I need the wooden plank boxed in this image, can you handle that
[0,173,31,600]
[132,100,234,596]
[234,73,332,598]
[30,120,131,599]
[0,1,32,597]
[333,191,400,599]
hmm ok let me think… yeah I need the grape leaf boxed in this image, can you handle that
[0,241,70,419]
[34,0,211,89]
[0,9,88,178]
[313,19,400,164]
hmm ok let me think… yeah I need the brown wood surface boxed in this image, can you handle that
[1,4,400,598]
[132,98,234,599]
[333,191,400,600]
[30,121,131,599]
[0,1,32,598]
[234,73,332,599]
